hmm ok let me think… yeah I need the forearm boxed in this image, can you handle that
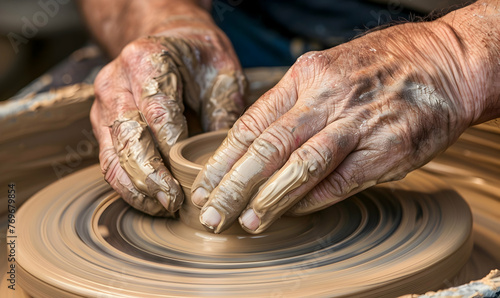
[78,0,214,57]
[437,0,500,124]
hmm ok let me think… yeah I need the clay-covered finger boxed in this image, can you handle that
[201,72,246,131]
[198,102,327,233]
[238,124,359,233]
[111,110,184,215]
[91,101,173,216]
[287,130,416,216]
[102,151,173,217]
[134,50,188,157]
[191,81,297,208]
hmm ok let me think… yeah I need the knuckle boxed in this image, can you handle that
[323,172,351,198]
[142,101,180,125]
[231,114,265,146]
[245,104,276,128]
[249,136,282,166]
[120,39,147,61]
[255,125,295,161]
[266,86,296,109]
[120,37,161,70]
[93,64,136,117]
[294,51,330,72]
[293,143,331,176]
[93,64,115,98]
[292,51,332,90]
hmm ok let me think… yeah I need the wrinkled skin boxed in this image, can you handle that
[91,29,246,216]
[192,20,491,234]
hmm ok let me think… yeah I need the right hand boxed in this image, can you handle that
[191,17,498,234]
[90,25,246,217]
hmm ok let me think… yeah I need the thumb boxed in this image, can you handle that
[201,71,247,131]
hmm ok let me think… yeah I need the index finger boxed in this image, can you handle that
[196,99,328,233]
[190,78,298,208]
[111,110,184,215]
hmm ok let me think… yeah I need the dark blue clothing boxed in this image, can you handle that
[212,0,418,67]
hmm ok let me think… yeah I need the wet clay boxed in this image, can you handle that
[2,66,499,297]
[190,128,246,205]
[169,130,257,231]
[142,50,188,155]
[194,132,281,233]
[111,110,183,217]
[241,159,310,234]
[201,72,246,131]
[169,131,314,234]
[147,36,246,132]
[14,163,473,297]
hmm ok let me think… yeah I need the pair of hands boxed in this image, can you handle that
[91,17,483,233]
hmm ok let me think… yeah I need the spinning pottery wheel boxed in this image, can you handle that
[15,131,473,297]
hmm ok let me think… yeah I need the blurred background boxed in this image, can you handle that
[0,0,87,100]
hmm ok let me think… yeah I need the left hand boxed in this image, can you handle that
[90,25,246,217]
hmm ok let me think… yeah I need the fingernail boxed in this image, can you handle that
[239,209,259,232]
[192,187,210,207]
[156,191,171,210]
[200,207,221,230]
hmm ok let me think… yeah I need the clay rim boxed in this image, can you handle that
[169,129,228,188]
